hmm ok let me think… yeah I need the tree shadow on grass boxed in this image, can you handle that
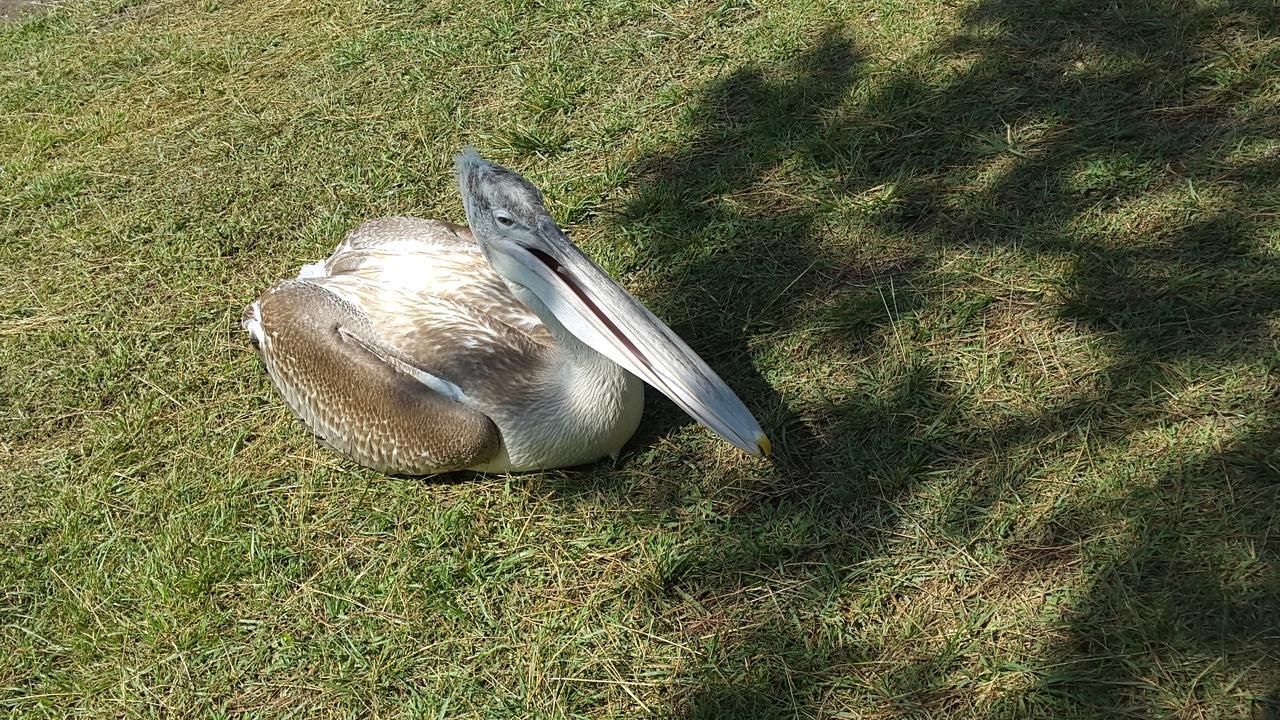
[1255,689,1280,720]
[548,0,1280,716]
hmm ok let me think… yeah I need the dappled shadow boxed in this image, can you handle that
[1256,689,1280,720]
[994,416,1280,715]
[552,0,1280,715]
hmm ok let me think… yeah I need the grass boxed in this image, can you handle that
[2,0,1279,716]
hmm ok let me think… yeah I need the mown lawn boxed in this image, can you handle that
[2,0,1278,717]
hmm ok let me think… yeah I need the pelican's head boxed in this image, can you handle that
[454,147,771,457]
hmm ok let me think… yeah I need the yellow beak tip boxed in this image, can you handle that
[756,433,772,457]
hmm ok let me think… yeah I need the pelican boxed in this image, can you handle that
[242,148,770,474]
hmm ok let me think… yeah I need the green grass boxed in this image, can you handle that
[2,0,1279,717]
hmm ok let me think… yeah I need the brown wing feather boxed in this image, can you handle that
[252,280,501,475]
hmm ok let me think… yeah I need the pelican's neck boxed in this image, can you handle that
[505,278,618,372]
[498,277,644,419]
[470,276,642,471]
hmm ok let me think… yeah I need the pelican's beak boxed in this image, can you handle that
[512,215,771,457]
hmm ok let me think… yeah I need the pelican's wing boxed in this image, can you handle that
[246,279,502,475]
[318,217,551,343]
[303,217,553,403]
